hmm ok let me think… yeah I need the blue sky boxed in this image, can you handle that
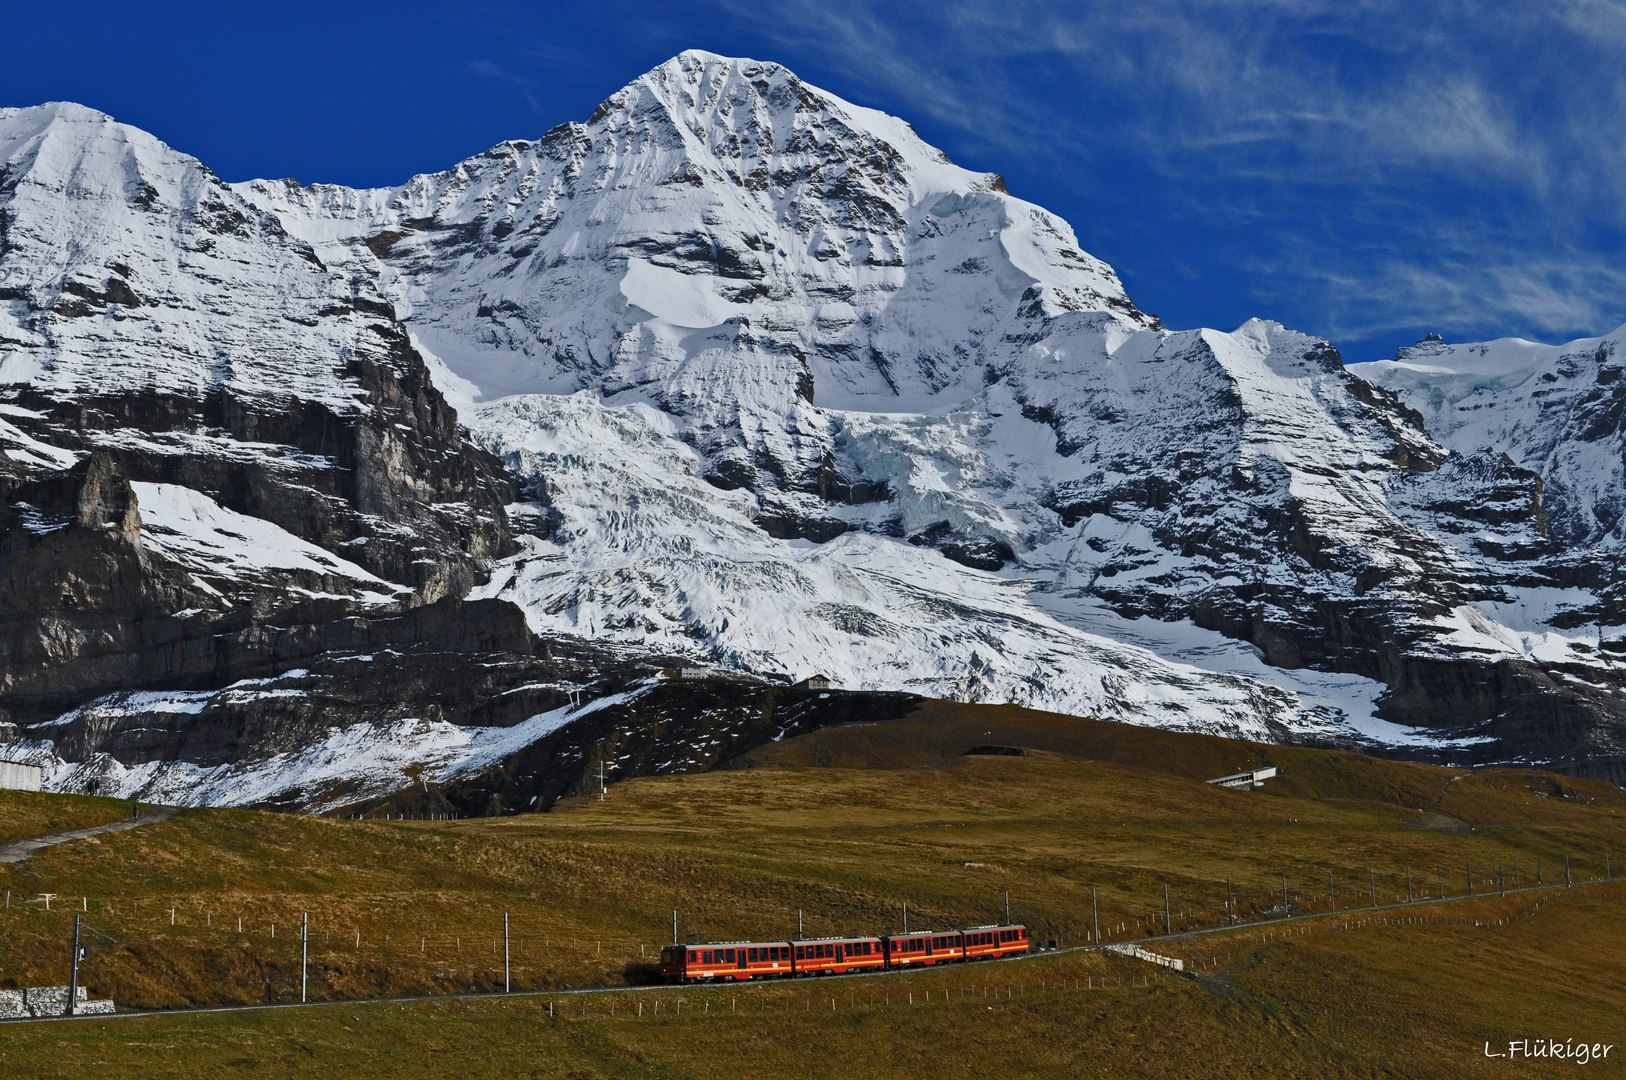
[7,1,1624,362]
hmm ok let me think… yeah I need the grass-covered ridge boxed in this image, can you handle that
[0,790,137,846]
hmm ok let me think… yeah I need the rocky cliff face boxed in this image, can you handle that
[0,103,521,766]
[3,55,1625,805]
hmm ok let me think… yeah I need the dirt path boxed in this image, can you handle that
[0,805,180,864]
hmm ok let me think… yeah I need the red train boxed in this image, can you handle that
[659,924,1028,982]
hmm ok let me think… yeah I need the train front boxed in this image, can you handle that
[660,945,689,983]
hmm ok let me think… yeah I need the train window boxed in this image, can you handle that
[795,946,804,960]
[725,949,736,963]
[748,948,757,962]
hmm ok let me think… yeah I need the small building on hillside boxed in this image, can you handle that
[0,760,43,792]
[1206,766,1278,791]
[793,674,836,691]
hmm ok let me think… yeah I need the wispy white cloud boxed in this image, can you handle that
[698,0,1626,349]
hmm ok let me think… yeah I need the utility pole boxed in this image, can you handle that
[504,913,510,993]
[673,910,678,946]
[1370,869,1376,908]
[1282,874,1288,910]
[1005,891,1011,926]
[67,914,82,1017]
[1565,855,1571,887]
[1092,889,1100,945]
[1329,873,1336,912]
[799,909,805,939]
[1164,884,1171,935]
[1407,867,1413,903]
[598,759,605,801]
[1226,879,1233,925]
[1466,862,1473,897]
[1438,865,1445,899]
[301,913,309,1004]
[901,903,906,934]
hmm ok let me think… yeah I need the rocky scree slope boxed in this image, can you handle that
[0,55,1622,805]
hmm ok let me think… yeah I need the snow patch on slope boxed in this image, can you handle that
[132,483,409,604]
[20,691,636,812]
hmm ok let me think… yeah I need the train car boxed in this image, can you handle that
[661,940,798,982]
[792,936,886,975]
[962,923,1029,960]
[883,929,964,967]
[658,925,1028,983]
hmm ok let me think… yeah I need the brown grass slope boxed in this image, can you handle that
[0,702,1622,1077]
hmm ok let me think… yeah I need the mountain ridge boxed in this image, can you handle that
[2,52,1623,806]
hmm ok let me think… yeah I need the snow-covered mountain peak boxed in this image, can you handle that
[0,102,230,233]
[0,99,384,410]
[593,50,972,195]
[6,54,1626,804]
[1352,322,1626,548]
